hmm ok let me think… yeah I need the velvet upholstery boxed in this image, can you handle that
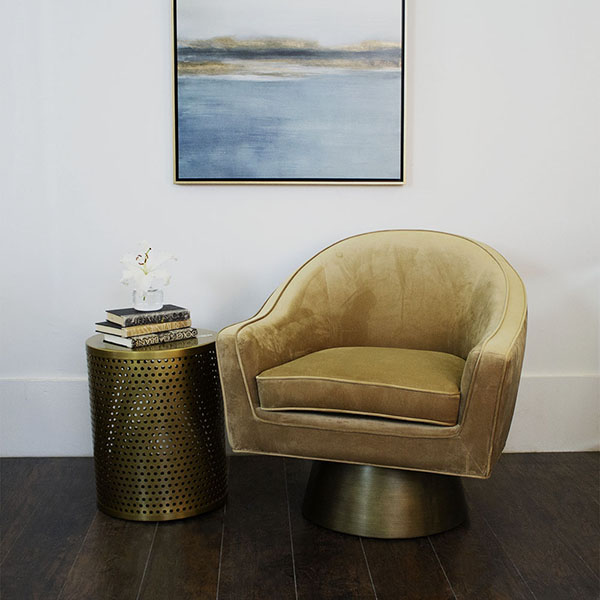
[216,230,527,478]
[258,347,464,426]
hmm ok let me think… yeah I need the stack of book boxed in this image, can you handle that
[96,304,198,348]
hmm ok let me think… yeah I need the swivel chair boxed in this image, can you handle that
[217,230,527,538]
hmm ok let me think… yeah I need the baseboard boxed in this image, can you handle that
[503,374,599,452]
[0,374,598,457]
[0,378,92,457]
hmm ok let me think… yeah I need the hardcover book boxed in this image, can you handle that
[95,319,192,338]
[103,327,199,348]
[106,304,190,327]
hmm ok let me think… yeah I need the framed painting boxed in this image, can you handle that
[173,0,405,184]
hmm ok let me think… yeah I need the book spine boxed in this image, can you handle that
[103,334,132,347]
[123,319,192,337]
[120,309,190,327]
[129,328,198,348]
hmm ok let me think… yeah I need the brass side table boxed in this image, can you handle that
[86,333,227,521]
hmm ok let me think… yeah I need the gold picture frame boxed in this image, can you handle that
[172,0,405,185]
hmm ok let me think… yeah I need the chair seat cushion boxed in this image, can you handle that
[256,347,465,426]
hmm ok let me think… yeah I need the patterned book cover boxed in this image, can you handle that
[106,304,190,327]
[104,327,199,348]
[95,319,192,337]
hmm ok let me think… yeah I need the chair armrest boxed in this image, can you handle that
[459,261,527,474]
[217,269,335,419]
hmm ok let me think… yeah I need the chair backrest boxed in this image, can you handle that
[292,230,512,359]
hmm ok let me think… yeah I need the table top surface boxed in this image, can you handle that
[86,329,217,358]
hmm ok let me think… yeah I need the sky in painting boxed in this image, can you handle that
[176,0,401,47]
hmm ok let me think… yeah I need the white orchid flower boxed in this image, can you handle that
[120,243,177,292]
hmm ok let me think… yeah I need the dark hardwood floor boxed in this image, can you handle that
[0,453,598,599]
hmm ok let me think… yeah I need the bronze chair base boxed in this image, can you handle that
[302,461,467,538]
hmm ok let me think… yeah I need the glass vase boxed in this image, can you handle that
[133,288,164,312]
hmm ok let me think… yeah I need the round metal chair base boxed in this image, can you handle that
[302,461,467,539]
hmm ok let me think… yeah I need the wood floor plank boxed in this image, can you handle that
[578,451,599,467]
[529,452,599,504]
[465,455,600,600]
[138,507,224,600]
[577,452,600,504]
[502,453,599,580]
[0,458,96,599]
[1,458,46,561]
[362,535,455,600]
[285,458,375,600]
[429,503,533,600]
[218,456,296,600]
[58,512,157,600]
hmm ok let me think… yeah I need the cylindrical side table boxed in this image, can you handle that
[86,333,227,521]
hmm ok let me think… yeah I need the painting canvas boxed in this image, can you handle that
[173,0,404,184]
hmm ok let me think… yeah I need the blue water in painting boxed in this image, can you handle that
[177,71,401,180]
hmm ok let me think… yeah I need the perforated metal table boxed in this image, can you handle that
[86,333,227,521]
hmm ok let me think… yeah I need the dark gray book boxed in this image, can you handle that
[95,319,192,337]
[103,327,199,348]
[106,304,190,327]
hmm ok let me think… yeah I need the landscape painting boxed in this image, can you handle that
[173,0,404,184]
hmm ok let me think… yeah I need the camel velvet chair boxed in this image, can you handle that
[217,230,527,538]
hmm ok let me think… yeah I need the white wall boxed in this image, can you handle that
[1,1,598,456]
